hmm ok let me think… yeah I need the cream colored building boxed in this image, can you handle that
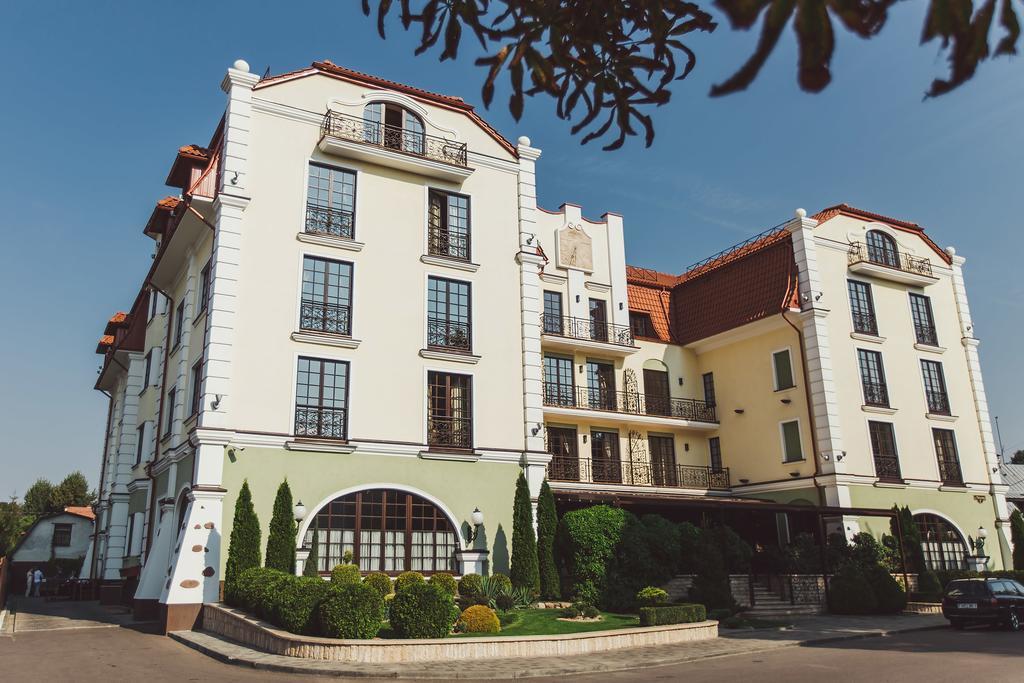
[89,59,1011,632]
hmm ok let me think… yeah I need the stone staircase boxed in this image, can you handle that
[742,582,822,618]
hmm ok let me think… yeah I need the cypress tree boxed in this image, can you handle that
[225,480,261,590]
[303,526,320,577]
[265,480,297,573]
[510,471,540,595]
[536,479,560,599]
[1011,509,1024,570]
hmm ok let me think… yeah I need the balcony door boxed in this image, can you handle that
[643,369,671,416]
[543,355,574,407]
[588,298,608,342]
[586,360,616,411]
[547,426,579,481]
[866,230,899,268]
[590,430,621,484]
[649,434,677,487]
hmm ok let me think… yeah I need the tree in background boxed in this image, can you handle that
[50,471,96,510]
[225,480,261,591]
[303,526,321,578]
[509,471,539,595]
[0,497,32,556]
[23,479,55,516]
[535,479,560,600]
[265,480,297,573]
[1011,450,1024,465]
[1011,509,1024,570]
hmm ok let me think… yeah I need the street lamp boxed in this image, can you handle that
[468,507,484,542]
[976,525,988,556]
[294,500,307,523]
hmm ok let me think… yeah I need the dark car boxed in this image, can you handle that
[942,578,1024,630]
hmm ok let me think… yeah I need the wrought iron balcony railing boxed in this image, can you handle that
[541,314,635,347]
[862,380,890,408]
[427,317,472,353]
[873,453,903,482]
[305,204,354,239]
[547,455,730,490]
[543,385,718,423]
[915,323,939,346]
[937,457,964,486]
[848,242,933,277]
[321,110,469,167]
[428,226,470,261]
[926,390,951,415]
[300,301,351,336]
[852,312,878,336]
[294,405,347,440]
[427,415,473,450]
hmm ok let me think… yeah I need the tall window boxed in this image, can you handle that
[164,387,177,439]
[921,360,950,415]
[588,298,608,342]
[148,290,160,321]
[866,229,899,267]
[858,349,889,407]
[189,360,203,417]
[198,260,211,315]
[427,276,471,352]
[306,163,356,239]
[591,430,621,484]
[586,360,616,411]
[630,312,656,339]
[142,351,153,393]
[428,190,470,260]
[173,301,185,348]
[848,280,878,335]
[547,426,579,481]
[543,355,575,407]
[304,489,456,574]
[933,428,963,485]
[915,513,967,571]
[427,371,472,449]
[910,293,938,345]
[364,102,425,154]
[868,421,901,481]
[300,256,353,336]
[772,349,795,390]
[643,368,671,416]
[649,434,677,487]
[708,436,723,472]
[702,372,716,408]
[294,357,349,440]
[780,420,803,462]
[542,291,563,334]
[135,424,146,465]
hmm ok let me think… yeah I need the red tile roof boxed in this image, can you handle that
[95,335,114,354]
[64,506,95,521]
[144,197,181,237]
[178,144,210,160]
[627,284,673,342]
[812,203,951,263]
[108,312,127,325]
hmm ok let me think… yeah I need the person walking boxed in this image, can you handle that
[25,568,34,597]
[32,567,44,597]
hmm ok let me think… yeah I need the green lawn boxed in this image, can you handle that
[452,608,639,637]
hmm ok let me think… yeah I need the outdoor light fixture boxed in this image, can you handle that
[293,500,307,522]
[734,408,745,414]
[468,507,485,542]
[678,378,683,386]
[978,526,987,540]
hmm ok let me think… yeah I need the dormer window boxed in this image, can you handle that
[363,103,425,155]
[866,230,899,268]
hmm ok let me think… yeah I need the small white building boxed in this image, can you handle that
[9,507,95,594]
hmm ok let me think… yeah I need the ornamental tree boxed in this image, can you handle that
[510,471,540,595]
[225,480,261,591]
[536,479,560,600]
[265,480,297,573]
[303,526,320,577]
[1011,509,1024,570]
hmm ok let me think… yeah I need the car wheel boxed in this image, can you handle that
[950,619,966,630]
[1008,610,1021,632]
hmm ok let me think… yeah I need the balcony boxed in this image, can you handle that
[861,380,890,408]
[915,323,939,347]
[873,454,903,483]
[926,390,951,416]
[547,455,730,491]
[540,314,638,356]
[427,416,473,450]
[937,457,964,486]
[544,386,718,429]
[305,204,354,240]
[847,242,938,286]
[427,318,472,353]
[300,300,351,337]
[294,405,347,440]
[318,110,472,183]
[428,225,471,262]
[851,312,879,337]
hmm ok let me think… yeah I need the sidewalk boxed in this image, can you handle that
[2,595,138,634]
[170,613,948,680]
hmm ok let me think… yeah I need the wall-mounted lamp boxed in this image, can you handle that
[230,170,239,185]
[582,434,588,444]
[780,398,792,405]
[677,378,683,386]
[684,443,690,452]
[578,365,584,374]
[531,423,543,437]
[211,394,222,410]
[468,507,485,542]
[836,451,846,462]
[734,409,745,414]
[738,478,750,484]
[821,453,830,461]
[789,471,800,478]
[575,295,581,303]
[618,302,623,310]
[293,500,307,523]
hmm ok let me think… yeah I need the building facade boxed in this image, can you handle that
[90,59,1012,631]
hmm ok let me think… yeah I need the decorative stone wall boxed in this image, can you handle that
[662,575,751,607]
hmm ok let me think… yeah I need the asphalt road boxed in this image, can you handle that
[1,622,1021,682]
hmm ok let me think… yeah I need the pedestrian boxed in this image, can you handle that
[32,566,44,597]
[25,568,34,597]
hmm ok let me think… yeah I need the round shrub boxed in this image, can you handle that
[828,565,877,615]
[457,605,501,633]
[395,570,426,594]
[390,582,455,639]
[865,565,907,614]
[572,601,600,618]
[458,573,484,599]
[489,573,513,596]
[330,563,361,585]
[495,593,515,611]
[560,606,581,619]
[276,576,331,635]
[317,582,385,639]
[428,572,458,598]
[228,566,266,609]
[364,572,393,598]
[636,586,669,608]
[246,568,294,620]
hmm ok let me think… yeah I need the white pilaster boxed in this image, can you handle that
[604,212,629,329]
[161,488,226,606]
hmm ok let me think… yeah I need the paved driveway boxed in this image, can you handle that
[3,596,137,633]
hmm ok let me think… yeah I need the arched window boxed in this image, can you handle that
[914,513,967,571]
[866,230,899,268]
[303,488,458,575]
[363,102,425,155]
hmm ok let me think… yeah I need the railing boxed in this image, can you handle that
[300,300,351,336]
[321,110,469,167]
[544,385,718,423]
[427,318,472,352]
[541,314,635,347]
[848,242,934,277]
[305,204,354,239]
[851,312,878,336]
[915,323,938,346]
[428,225,470,261]
[547,455,730,490]
[862,380,890,408]
[937,457,964,486]
[428,416,473,450]
[873,454,903,482]
[294,405,347,440]
[926,390,951,415]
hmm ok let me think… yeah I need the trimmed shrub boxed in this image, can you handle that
[604,515,671,609]
[303,528,320,578]
[572,601,600,618]
[247,568,295,620]
[225,480,261,599]
[317,582,385,639]
[364,572,393,599]
[395,571,426,594]
[639,514,683,575]
[495,593,515,611]
[638,603,707,627]
[457,605,501,633]
[330,563,361,585]
[709,525,753,573]
[390,582,455,639]
[276,576,331,635]
[1011,509,1024,570]
[510,471,540,594]
[917,569,944,601]
[865,565,907,614]
[828,564,877,615]
[488,572,513,596]
[636,586,670,608]
[677,522,702,573]
[428,572,458,598]
[265,480,296,573]
[707,608,733,622]
[849,532,884,568]
[536,479,561,600]
[688,530,735,611]
[229,565,270,609]
[561,605,581,619]
[458,573,485,599]
[557,505,631,605]
[786,532,822,574]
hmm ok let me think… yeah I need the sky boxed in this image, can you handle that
[1,2,1021,498]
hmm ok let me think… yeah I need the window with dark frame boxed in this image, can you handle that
[427,276,471,352]
[921,360,950,415]
[427,371,473,450]
[590,429,621,484]
[427,190,470,260]
[910,293,938,346]
[306,163,356,239]
[164,387,176,439]
[866,230,900,267]
[586,360,616,411]
[546,426,579,481]
[857,349,889,407]
[148,290,159,321]
[848,280,878,335]
[932,428,963,485]
[294,357,349,440]
[125,515,136,556]
[649,434,677,486]
[543,354,575,407]
[198,261,211,315]
[781,420,803,462]
[300,256,353,336]
[629,312,657,339]
[868,421,901,481]
[135,423,146,465]
[189,360,203,417]
[142,351,153,393]
[772,349,795,390]
[709,436,723,472]
[364,102,426,155]
[52,523,72,548]
[702,372,716,408]
[643,368,671,416]
[588,298,608,342]
[542,291,563,334]
[173,301,185,348]
[915,513,968,571]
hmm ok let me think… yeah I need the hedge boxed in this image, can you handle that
[390,582,455,638]
[318,582,385,639]
[638,603,707,627]
[276,576,332,635]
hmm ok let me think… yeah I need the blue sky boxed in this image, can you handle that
[1,2,1020,497]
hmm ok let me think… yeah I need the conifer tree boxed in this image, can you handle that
[225,480,261,591]
[536,479,560,599]
[510,471,540,594]
[1011,509,1024,570]
[303,526,320,577]
[265,480,297,573]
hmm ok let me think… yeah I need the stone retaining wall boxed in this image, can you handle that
[200,604,718,664]
[663,575,751,607]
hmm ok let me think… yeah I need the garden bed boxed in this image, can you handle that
[452,608,638,637]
